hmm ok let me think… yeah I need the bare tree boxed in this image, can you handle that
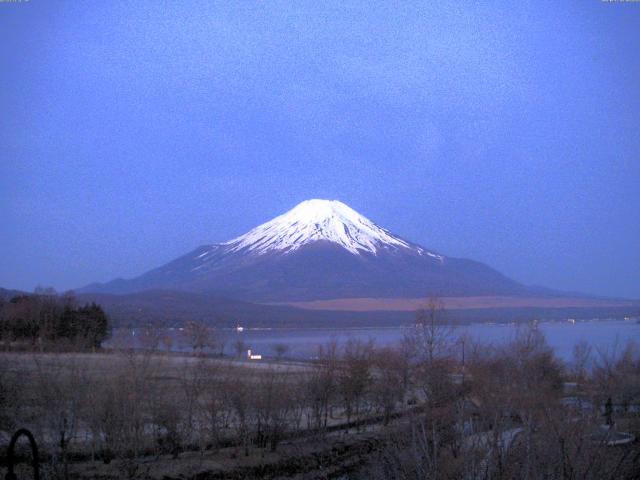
[411,295,453,363]
[33,353,88,479]
[371,346,407,425]
[234,339,247,358]
[160,331,174,352]
[177,357,208,455]
[182,321,213,354]
[273,343,289,360]
[572,339,592,383]
[254,367,295,451]
[0,354,21,445]
[138,324,162,350]
[306,340,339,432]
[338,338,374,430]
[201,363,231,451]
[226,373,254,457]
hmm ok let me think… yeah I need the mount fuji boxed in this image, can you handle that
[82,199,528,301]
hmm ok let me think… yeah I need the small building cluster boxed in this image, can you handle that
[247,349,262,360]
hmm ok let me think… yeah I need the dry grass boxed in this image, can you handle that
[271,295,639,311]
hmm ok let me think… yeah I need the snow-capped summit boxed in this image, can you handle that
[223,199,439,257]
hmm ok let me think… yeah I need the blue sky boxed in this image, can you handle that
[1,1,639,298]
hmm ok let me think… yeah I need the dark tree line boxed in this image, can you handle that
[0,288,110,350]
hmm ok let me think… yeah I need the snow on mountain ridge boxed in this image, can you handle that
[221,199,443,258]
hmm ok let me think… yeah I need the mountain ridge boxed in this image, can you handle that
[81,199,531,301]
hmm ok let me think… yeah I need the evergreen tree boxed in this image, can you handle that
[0,293,111,350]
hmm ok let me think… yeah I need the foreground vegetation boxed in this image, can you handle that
[1,300,639,479]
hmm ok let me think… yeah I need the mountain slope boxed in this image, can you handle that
[82,199,528,301]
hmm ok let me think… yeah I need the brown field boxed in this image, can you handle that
[270,295,639,312]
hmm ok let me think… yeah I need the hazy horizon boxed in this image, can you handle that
[1,2,639,298]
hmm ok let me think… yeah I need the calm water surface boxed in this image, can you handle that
[114,319,640,363]
[232,320,640,362]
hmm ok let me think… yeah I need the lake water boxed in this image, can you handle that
[115,319,640,363]
[229,320,640,362]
